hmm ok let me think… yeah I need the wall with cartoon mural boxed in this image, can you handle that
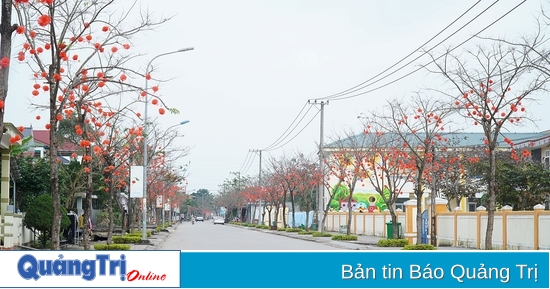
[330,184,390,212]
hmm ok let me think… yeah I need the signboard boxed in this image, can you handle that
[156,196,163,208]
[129,166,143,198]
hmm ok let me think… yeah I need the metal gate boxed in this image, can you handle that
[421,210,429,244]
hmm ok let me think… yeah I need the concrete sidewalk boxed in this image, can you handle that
[234,225,476,250]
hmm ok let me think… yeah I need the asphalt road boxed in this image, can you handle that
[157,221,347,250]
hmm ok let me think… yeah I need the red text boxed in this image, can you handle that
[126,270,167,281]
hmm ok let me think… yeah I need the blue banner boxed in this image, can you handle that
[179,251,549,288]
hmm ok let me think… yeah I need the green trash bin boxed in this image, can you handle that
[386,222,402,239]
[311,223,318,231]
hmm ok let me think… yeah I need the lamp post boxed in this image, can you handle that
[161,120,190,230]
[142,48,194,241]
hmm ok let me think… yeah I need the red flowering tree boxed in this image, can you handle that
[325,128,373,235]
[428,43,548,249]
[261,173,286,228]
[367,95,455,243]
[11,0,172,249]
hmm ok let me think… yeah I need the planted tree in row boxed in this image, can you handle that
[12,0,172,249]
[429,42,548,249]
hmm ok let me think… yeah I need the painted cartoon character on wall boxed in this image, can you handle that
[367,196,378,212]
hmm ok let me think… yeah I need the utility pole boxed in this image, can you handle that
[308,99,328,231]
[250,149,263,225]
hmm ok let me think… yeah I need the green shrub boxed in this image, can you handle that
[285,228,302,232]
[403,244,436,250]
[312,232,333,237]
[377,239,409,247]
[255,225,263,228]
[127,231,152,238]
[277,228,285,231]
[260,225,269,229]
[298,231,314,235]
[94,244,131,250]
[331,234,358,241]
[112,236,142,244]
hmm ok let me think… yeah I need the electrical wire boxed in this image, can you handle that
[316,0,497,101]
[264,108,320,152]
[261,102,316,151]
[327,0,526,101]
[238,151,254,173]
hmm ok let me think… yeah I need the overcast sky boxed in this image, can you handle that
[6,1,549,194]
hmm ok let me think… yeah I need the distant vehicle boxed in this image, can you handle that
[195,216,204,222]
[213,216,225,225]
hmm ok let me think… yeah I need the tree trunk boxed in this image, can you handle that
[320,197,332,232]
[82,155,93,250]
[282,192,287,228]
[107,185,114,245]
[416,190,423,243]
[290,191,296,228]
[390,210,399,239]
[485,149,497,250]
[49,101,61,250]
[0,0,17,142]
[346,193,353,235]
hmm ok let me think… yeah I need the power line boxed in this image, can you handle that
[317,0,497,101]
[238,151,255,173]
[264,108,320,152]
[327,1,526,101]
[262,102,316,151]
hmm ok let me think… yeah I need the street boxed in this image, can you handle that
[157,221,348,250]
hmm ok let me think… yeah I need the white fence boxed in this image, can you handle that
[325,211,407,237]
[436,205,550,250]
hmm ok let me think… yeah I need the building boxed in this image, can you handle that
[322,131,550,214]
[0,123,25,247]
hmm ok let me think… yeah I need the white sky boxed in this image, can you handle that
[6,1,550,194]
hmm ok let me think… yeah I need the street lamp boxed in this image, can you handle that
[142,48,194,241]
[161,120,190,230]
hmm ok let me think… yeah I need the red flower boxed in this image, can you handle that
[16,26,25,34]
[37,14,51,27]
[0,57,10,68]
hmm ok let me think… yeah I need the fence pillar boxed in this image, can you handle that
[404,200,416,244]
[533,204,545,250]
[501,205,512,250]
[476,206,486,249]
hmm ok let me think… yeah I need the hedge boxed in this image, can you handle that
[377,239,409,247]
[127,231,152,238]
[331,234,358,241]
[112,236,142,244]
[403,244,437,250]
[94,244,131,250]
[285,228,302,232]
[312,232,333,237]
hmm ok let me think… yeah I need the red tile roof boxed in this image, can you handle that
[31,129,78,153]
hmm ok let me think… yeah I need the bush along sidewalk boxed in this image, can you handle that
[331,234,358,241]
[377,239,409,247]
[94,244,131,250]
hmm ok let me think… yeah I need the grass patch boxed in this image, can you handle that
[298,231,314,235]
